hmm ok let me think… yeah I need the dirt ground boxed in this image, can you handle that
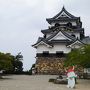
[0,75,90,90]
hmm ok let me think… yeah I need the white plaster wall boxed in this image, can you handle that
[37,44,71,53]
[71,22,77,26]
[75,33,80,39]
[51,21,77,26]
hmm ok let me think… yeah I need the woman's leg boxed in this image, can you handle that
[70,78,75,88]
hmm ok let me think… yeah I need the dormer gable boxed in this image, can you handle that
[57,11,71,18]
[32,40,52,48]
[46,6,80,25]
[53,6,78,19]
[47,30,76,41]
[67,39,85,48]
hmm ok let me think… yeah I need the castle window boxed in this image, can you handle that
[55,23,60,27]
[56,51,64,57]
[43,51,49,57]
[71,34,76,38]
[67,22,72,28]
[61,14,66,17]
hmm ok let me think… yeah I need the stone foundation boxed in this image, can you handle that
[35,57,66,75]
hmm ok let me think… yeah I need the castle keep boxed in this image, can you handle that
[32,7,89,74]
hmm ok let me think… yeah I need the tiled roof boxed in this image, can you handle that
[53,6,78,19]
[67,38,85,47]
[49,40,72,44]
[32,37,53,48]
[41,26,84,34]
[46,7,80,24]
[46,18,79,24]
[41,29,52,34]
[46,30,76,41]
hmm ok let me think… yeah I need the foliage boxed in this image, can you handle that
[31,64,35,69]
[0,52,23,74]
[12,52,23,73]
[28,64,36,75]
[0,53,13,71]
[64,45,90,68]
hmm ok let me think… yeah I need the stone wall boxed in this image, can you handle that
[35,57,66,75]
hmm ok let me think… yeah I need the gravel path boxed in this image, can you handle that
[0,75,90,90]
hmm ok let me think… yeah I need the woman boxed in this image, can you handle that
[66,66,77,88]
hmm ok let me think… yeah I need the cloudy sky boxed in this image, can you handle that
[0,0,90,70]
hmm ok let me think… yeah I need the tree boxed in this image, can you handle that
[11,52,23,73]
[0,52,13,71]
[0,52,23,74]
[64,45,90,68]
[80,45,90,68]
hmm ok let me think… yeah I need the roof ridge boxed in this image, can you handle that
[61,30,76,40]
[46,29,76,41]
[52,7,78,19]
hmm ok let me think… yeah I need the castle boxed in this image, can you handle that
[32,7,90,74]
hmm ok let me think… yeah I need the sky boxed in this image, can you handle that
[0,0,90,71]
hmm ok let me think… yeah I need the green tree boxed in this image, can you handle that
[0,52,13,71]
[64,45,90,68]
[0,52,23,74]
[79,45,90,68]
[13,52,23,73]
